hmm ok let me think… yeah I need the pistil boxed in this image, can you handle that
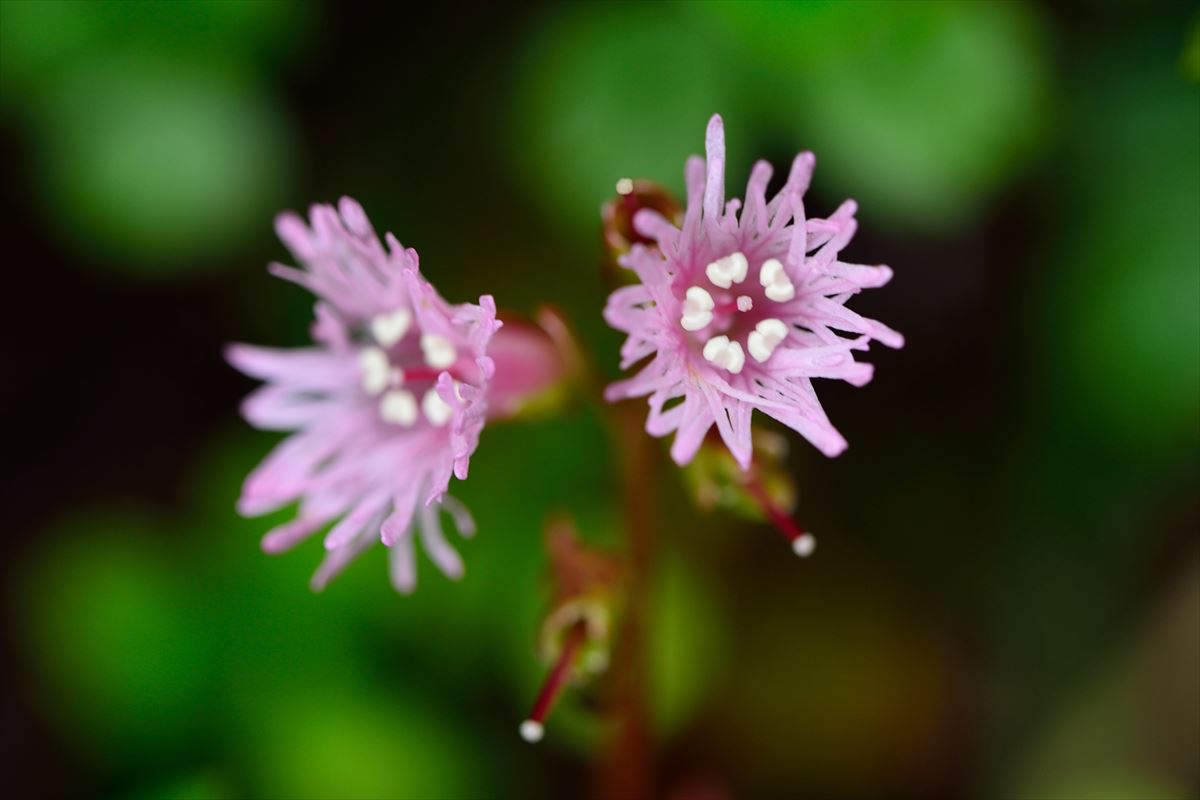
[743,474,816,557]
[520,620,588,743]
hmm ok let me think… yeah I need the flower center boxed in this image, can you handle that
[357,308,461,427]
[677,251,796,374]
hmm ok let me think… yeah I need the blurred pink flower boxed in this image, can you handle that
[604,115,903,469]
[229,197,511,593]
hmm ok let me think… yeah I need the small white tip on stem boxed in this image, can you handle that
[519,720,544,743]
[792,533,816,558]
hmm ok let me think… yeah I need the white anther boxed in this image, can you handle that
[705,251,749,289]
[422,388,454,426]
[370,308,412,347]
[759,258,795,302]
[792,533,816,557]
[519,720,544,743]
[747,317,788,363]
[680,286,715,331]
[358,347,390,395]
[379,390,418,426]
[420,333,457,369]
[702,335,746,374]
[736,295,753,312]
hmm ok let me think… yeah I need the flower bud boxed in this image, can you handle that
[601,178,682,286]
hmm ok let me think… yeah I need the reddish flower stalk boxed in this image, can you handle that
[520,620,589,743]
[743,474,816,557]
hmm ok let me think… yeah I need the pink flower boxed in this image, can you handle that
[228,197,505,593]
[604,115,903,469]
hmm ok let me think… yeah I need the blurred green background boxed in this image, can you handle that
[1,1,1197,798]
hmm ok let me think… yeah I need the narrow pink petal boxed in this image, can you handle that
[703,114,726,222]
[387,532,417,594]
[631,208,680,252]
[418,504,464,580]
[439,495,476,539]
[241,386,345,431]
[668,391,713,466]
[310,522,379,592]
[261,517,325,554]
[699,381,752,470]
[380,480,423,547]
[226,344,355,389]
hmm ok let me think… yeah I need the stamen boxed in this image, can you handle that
[520,621,587,744]
[370,308,412,347]
[420,333,457,369]
[743,475,815,557]
[422,388,453,426]
[702,335,745,374]
[705,251,749,289]
[379,390,418,426]
[680,286,715,331]
[759,258,795,303]
[736,295,753,312]
[747,318,788,363]
[358,347,390,395]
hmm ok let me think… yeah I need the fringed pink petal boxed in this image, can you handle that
[668,390,714,466]
[703,114,726,223]
[226,344,356,390]
[387,530,417,594]
[418,504,464,581]
[632,208,681,252]
[235,198,498,591]
[261,516,327,554]
[380,481,424,548]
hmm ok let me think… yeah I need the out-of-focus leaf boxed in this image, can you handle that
[507,3,738,239]
[687,0,1050,230]
[0,0,309,101]
[20,512,213,757]
[124,769,236,800]
[1050,40,1200,452]
[647,552,727,739]
[243,687,486,800]
[1182,16,1200,83]
[34,57,292,268]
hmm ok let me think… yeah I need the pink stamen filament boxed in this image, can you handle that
[523,620,588,740]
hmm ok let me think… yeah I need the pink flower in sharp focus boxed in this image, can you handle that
[228,197,505,593]
[604,115,903,469]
